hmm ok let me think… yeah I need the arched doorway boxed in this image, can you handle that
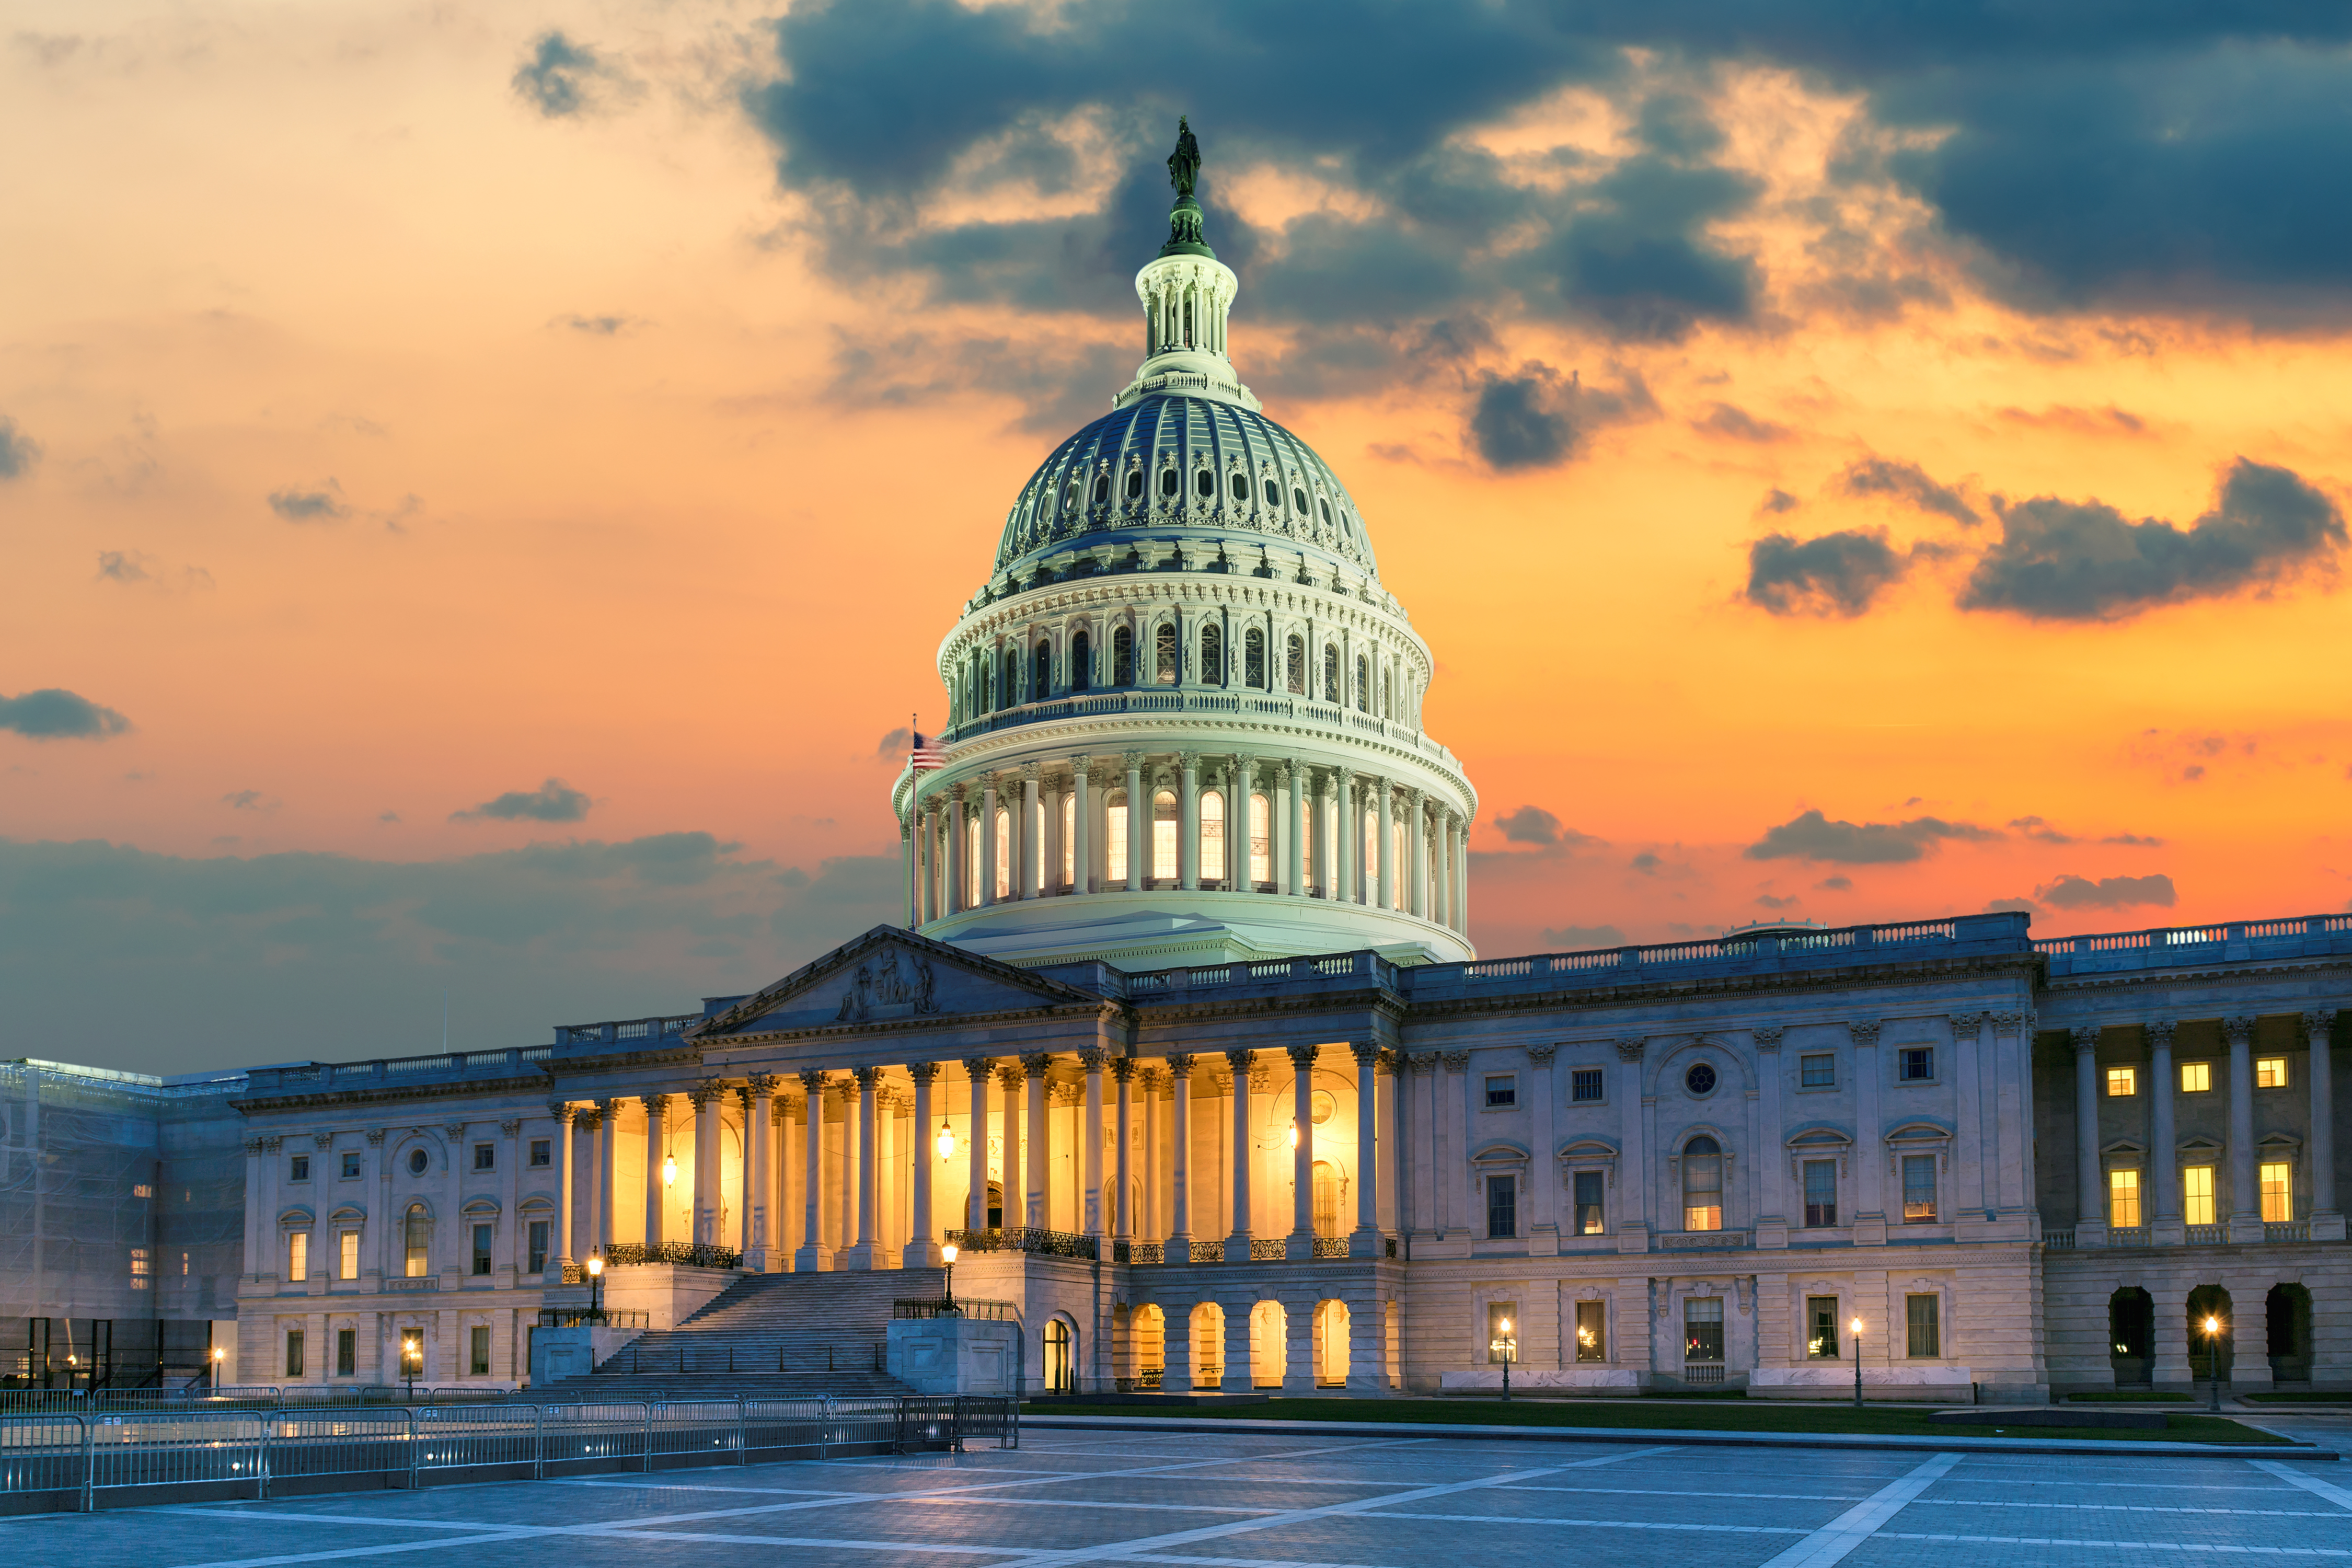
[986,1182,1004,1230]
[1133,1305,1166,1390]
[2187,1284,2234,1385]
[1312,1161,1341,1239]
[1250,1300,1286,1388]
[1042,1318,1075,1394]
[2109,1287,2153,1385]
[1191,1302,1224,1390]
[2267,1284,2313,1383]
[1312,1299,1351,1387]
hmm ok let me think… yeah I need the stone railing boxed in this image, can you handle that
[942,690,1459,772]
[2036,913,2352,976]
[384,1276,439,1292]
[944,1227,1099,1260]
[1657,1231,1750,1251]
[2266,1221,2311,1242]
[1118,1240,1165,1264]
[601,1241,741,1270]
[1188,1240,1225,1263]
[2186,1224,2228,1245]
[2108,1227,2148,1248]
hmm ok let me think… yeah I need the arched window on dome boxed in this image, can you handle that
[1153,790,1178,882]
[1105,789,1128,885]
[1159,469,1179,498]
[1070,630,1092,692]
[1292,486,1308,513]
[1034,640,1053,699]
[1355,654,1370,712]
[1319,497,1332,526]
[1322,643,1340,704]
[980,656,995,714]
[1244,628,1265,688]
[1200,787,1226,884]
[1262,477,1279,506]
[994,808,1012,902]
[1126,469,1144,501]
[1200,623,1223,685]
[1155,622,1178,685]
[1002,649,1021,709]
[1249,792,1272,886]
[1194,468,1215,498]
[1286,634,1306,695]
[1113,626,1135,686]
[1682,1136,1724,1232]
[1229,471,1249,501]
[1092,474,1110,505]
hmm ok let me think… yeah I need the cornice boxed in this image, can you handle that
[1398,952,2042,1027]
[702,996,1124,1054]
[233,1072,558,1115]
[2039,956,2352,1000]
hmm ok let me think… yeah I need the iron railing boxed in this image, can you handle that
[892,1298,1016,1321]
[598,1242,742,1270]
[1249,1239,1288,1261]
[536,1310,650,1329]
[0,1394,1018,1514]
[944,1227,1099,1260]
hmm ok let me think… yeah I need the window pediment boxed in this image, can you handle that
[459,1197,500,1217]
[1470,1139,1530,1168]
[276,1205,314,1227]
[1786,1126,1851,1149]
[518,1195,556,1215]
[328,1204,367,1223]
[1884,1121,1952,1145]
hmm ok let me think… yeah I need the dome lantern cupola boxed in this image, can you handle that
[1117,118,1258,413]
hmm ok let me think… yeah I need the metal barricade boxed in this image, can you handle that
[0,1392,91,1416]
[259,1410,411,1495]
[894,1396,960,1453]
[740,1397,829,1462]
[0,1416,88,1511]
[88,1410,268,1505]
[414,1404,540,1482]
[538,1402,649,1477]
[827,1397,901,1458]
[649,1400,742,1466]
[954,1396,1020,1450]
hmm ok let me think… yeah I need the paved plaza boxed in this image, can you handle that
[7,1420,2351,1568]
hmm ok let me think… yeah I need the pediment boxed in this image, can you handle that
[690,925,1105,1041]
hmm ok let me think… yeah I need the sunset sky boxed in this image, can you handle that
[7,3,2351,1074]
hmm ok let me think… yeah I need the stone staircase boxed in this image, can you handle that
[537,1267,944,1402]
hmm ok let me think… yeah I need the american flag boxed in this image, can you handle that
[909,730,948,772]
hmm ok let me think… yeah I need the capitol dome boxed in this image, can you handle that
[893,121,1477,972]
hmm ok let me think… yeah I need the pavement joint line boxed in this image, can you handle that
[149,1507,539,1530]
[1359,1510,1807,1535]
[1754,1450,1964,1568]
[1497,1485,1870,1501]
[1877,1531,2352,1555]
[576,1527,1021,1554]
[2249,1458,2352,1512]
[1916,1497,2350,1517]
[1122,1556,1397,1568]
[168,1531,559,1568]
[551,1482,860,1496]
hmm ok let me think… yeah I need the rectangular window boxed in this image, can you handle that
[405,1208,430,1277]
[2184,1165,2217,1226]
[1899,1046,1935,1082]
[1573,1171,1605,1235]
[469,1324,491,1377]
[285,1330,304,1378]
[1574,1300,1606,1363]
[472,1223,494,1275]
[336,1328,356,1377]
[1484,1075,1517,1108]
[1684,1297,1724,1363]
[1486,1302,1518,1365]
[529,1139,551,1168]
[1807,1296,1840,1359]
[1106,799,1128,884]
[290,1155,310,1182]
[341,1150,362,1179]
[1486,1175,1517,1239]
[2261,1161,2293,1222]
[528,1219,550,1275]
[1570,1067,1604,1102]
[1901,1154,1938,1221]
[2256,1056,2288,1089]
[287,1231,308,1281]
[339,1230,359,1281]
[1803,1160,1838,1227]
[1248,792,1271,885]
[2181,1061,2212,1093]
[1800,1053,1836,1089]
[2106,1066,2137,1097]
[1907,1294,1941,1358]
[2108,1168,2142,1227]
[474,1143,495,1171]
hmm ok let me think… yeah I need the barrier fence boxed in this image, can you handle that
[0,1394,1017,1514]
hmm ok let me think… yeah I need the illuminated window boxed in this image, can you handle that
[1681,1137,1723,1231]
[1804,1160,1838,1227]
[2181,1062,2212,1093]
[1249,793,1271,884]
[1807,1296,1840,1358]
[287,1231,308,1282]
[2257,1057,2288,1089]
[1152,790,1178,881]
[339,1231,359,1281]
[994,808,1011,899]
[1573,1171,1605,1235]
[2261,1161,2293,1222]
[2108,1168,2142,1227]
[2183,1165,2216,1226]
[1392,818,1409,909]
[1901,1154,1938,1221]
[2106,1067,2137,1097]
[1061,794,1075,887]
[1200,790,1226,883]
[1106,791,1128,884]
[1685,1297,1724,1363]
[1574,1300,1605,1362]
[404,1203,431,1277]
[1907,1294,1941,1358]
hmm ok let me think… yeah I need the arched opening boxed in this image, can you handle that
[1681,1137,1724,1231]
[1250,1300,1286,1388]
[1201,624,1224,685]
[1312,1160,1341,1238]
[986,1182,1004,1230]
[2109,1287,2153,1385]
[1244,627,1266,688]
[1194,468,1215,498]
[1043,1318,1075,1394]
[1228,471,1249,501]
[1286,635,1306,694]
[1321,643,1340,704]
[1261,477,1278,505]
[1002,649,1020,708]
[966,814,982,907]
[1092,473,1109,505]
[1355,654,1369,711]
[2267,1283,2313,1382]
[1126,469,1144,501]
[994,808,1011,901]
[403,1203,431,1278]
[1113,626,1136,685]
[1292,486,1308,513]
[1200,789,1226,885]
[1313,1299,1350,1387]
[1105,789,1129,885]
[1155,622,1178,684]
[2187,1283,2234,1385]
[1190,1302,1224,1389]
[1133,1304,1166,1390]
[1159,468,1179,498]
[1249,793,1272,885]
[1319,496,1332,526]
[1071,629,1091,691]
[1152,790,1179,882]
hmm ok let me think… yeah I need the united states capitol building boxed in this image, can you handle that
[10,133,2346,1403]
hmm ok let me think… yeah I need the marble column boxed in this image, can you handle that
[1286,1045,1319,1258]
[795,1071,831,1271]
[999,1062,1025,1231]
[2226,1015,2261,1239]
[906,1062,940,1265]
[1334,769,1355,904]
[1023,1054,1052,1228]
[1136,1065,1156,1238]
[1374,778,1394,911]
[1042,778,1063,894]
[2147,1021,2182,1242]
[840,1067,878,1269]
[980,776,1000,906]
[1020,764,1041,900]
[2073,1027,2107,1240]
[1178,753,1200,891]
[1283,762,1305,897]
[919,804,938,923]
[1112,1058,1134,1245]
[1227,1049,1255,1250]
[1409,790,1430,918]
[1616,1039,1648,1250]
[1351,1042,1381,1255]
[900,815,916,927]
[641,1097,667,1250]
[1310,770,1334,898]
[1454,815,1471,932]
[1124,753,1147,891]
[1168,1054,1196,1262]
[688,1082,720,1248]
[946,786,967,916]
[1527,1043,1558,1247]
[594,1101,617,1252]
[549,1103,576,1267]
[1071,756,1093,894]
[744,1076,774,1270]
[1851,1021,1886,1243]
[964,1058,995,1231]
[1080,1049,1109,1242]
[2306,1010,2343,1238]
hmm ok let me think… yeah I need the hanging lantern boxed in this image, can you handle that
[936,1120,956,1160]
[662,1152,677,1187]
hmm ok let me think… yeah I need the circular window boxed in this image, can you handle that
[1685,1061,1717,1097]
[407,1148,429,1175]
[1311,1089,1336,1125]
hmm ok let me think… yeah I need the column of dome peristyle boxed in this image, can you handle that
[1118,252,1254,411]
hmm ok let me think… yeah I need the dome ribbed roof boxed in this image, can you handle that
[993,393,1379,580]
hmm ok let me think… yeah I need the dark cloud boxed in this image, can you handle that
[1959,458,2345,621]
[268,484,348,522]
[2008,815,2076,844]
[2036,871,2178,909]
[0,688,131,741]
[1745,808,1999,864]
[221,790,276,813]
[1466,362,1653,471]
[1838,457,1977,524]
[1542,923,1628,950]
[96,549,213,591]
[0,833,900,1071]
[1984,895,2038,914]
[555,314,639,336]
[1756,892,1800,908]
[1743,528,1907,617]
[1692,403,1788,443]
[2102,832,2165,847]
[875,727,912,760]
[1630,851,1663,874]
[1760,488,1800,514]
[512,32,625,119]
[0,414,38,478]
[1813,875,1852,891]
[1493,804,1604,848]
[452,778,593,824]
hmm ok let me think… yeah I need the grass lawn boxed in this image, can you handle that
[1024,1396,2290,1445]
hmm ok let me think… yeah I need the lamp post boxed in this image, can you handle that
[586,1250,605,1323]
[1491,1317,1516,1401]
[210,1346,225,1391]
[1851,1316,1865,1408]
[402,1335,422,1403]
[942,1242,959,1313]
[2205,1313,2224,1411]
